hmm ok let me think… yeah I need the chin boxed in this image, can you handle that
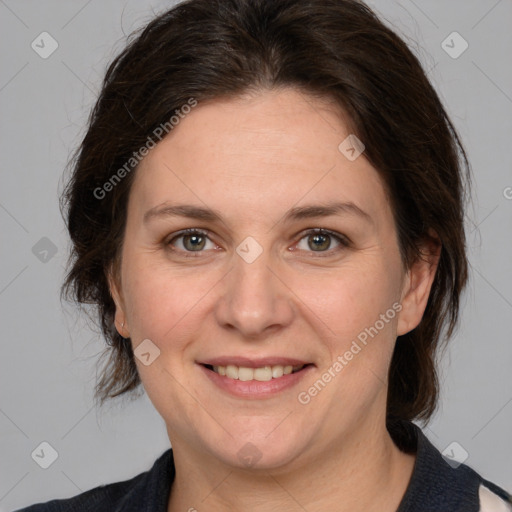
[208,427,311,472]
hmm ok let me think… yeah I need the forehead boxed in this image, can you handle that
[129,88,390,227]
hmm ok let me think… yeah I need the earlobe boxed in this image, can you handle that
[396,233,441,336]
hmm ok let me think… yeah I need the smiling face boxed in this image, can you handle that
[109,87,437,471]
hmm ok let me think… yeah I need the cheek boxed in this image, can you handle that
[121,253,175,338]
[293,261,400,339]
[121,251,220,345]
[289,263,403,404]
[120,256,208,400]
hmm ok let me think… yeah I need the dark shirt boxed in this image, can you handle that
[14,420,512,512]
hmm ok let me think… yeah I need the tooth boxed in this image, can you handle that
[238,367,254,381]
[212,363,305,380]
[271,365,284,378]
[226,365,239,379]
[254,366,273,381]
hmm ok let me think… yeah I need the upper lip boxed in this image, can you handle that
[198,356,312,368]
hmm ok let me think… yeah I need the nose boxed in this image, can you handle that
[214,244,295,339]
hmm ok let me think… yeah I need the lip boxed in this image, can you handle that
[198,356,311,368]
[197,362,315,399]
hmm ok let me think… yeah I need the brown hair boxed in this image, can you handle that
[61,0,470,425]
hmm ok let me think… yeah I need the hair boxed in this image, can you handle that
[61,0,470,426]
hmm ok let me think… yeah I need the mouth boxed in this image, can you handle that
[202,363,312,381]
[197,358,315,398]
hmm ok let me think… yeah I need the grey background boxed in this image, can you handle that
[0,0,511,510]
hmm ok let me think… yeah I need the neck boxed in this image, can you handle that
[167,412,415,512]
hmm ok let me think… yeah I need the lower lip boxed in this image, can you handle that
[199,364,314,399]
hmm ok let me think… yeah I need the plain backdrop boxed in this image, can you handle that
[1,1,511,510]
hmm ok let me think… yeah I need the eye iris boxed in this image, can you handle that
[183,234,205,251]
[308,233,330,251]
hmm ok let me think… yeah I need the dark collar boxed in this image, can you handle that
[393,419,483,512]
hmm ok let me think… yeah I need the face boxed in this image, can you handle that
[110,88,437,470]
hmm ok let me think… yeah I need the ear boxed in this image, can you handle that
[396,231,441,336]
[107,264,130,339]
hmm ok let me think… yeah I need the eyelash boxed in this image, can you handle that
[165,228,350,258]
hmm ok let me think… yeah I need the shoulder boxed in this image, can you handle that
[479,481,512,512]
[391,420,512,512]
[13,477,139,512]
[13,448,174,512]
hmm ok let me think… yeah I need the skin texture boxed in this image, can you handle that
[109,88,440,512]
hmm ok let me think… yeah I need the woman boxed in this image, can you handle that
[16,0,512,511]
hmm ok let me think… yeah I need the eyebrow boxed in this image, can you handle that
[143,201,372,225]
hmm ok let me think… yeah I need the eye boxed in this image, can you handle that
[166,229,217,254]
[294,229,349,255]
[165,228,350,257]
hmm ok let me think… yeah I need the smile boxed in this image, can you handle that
[198,359,315,399]
[206,364,306,381]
